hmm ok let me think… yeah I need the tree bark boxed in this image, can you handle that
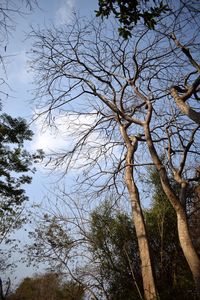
[170,35,200,125]
[126,170,158,300]
[120,125,158,300]
[144,122,200,298]
[170,86,200,125]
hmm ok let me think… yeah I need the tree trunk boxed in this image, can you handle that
[177,210,200,297]
[144,122,200,298]
[126,168,158,300]
[120,125,158,300]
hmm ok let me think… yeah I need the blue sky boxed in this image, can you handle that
[2,0,99,285]
[3,0,100,197]
[4,0,98,117]
[4,0,100,162]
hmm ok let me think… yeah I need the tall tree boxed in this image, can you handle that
[28,23,159,300]
[28,3,200,297]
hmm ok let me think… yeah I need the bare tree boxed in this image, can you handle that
[29,21,158,299]
[29,9,200,298]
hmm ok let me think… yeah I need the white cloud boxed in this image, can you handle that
[55,0,75,26]
[32,114,73,153]
[31,111,108,172]
[31,110,122,176]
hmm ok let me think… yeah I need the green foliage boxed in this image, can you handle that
[0,113,44,272]
[89,175,195,299]
[26,170,198,299]
[90,201,142,300]
[0,114,43,216]
[7,273,84,300]
[96,0,169,38]
[145,168,194,299]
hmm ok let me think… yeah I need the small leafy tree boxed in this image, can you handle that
[89,201,142,300]
[0,113,43,243]
[7,273,84,300]
[0,113,43,277]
